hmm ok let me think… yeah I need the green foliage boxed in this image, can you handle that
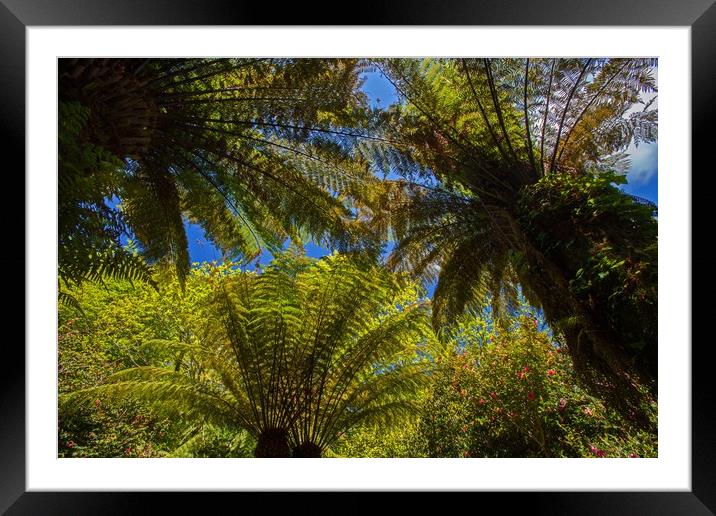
[167,425,255,458]
[58,298,185,457]
[518,171,657,353]
[58,101,155,295]
[59,399,180,458]
[417,309,657,458]
[60,253,441,457]
[329,420,425,458]
[517,171,658,411]
[58,264,242,458]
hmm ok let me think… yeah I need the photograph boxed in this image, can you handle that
[57,57,659,460]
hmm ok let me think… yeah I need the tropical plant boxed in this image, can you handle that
[58,58,378,295]
[360,58,658,426]
[417,306,657,458]
[60,252,439,457]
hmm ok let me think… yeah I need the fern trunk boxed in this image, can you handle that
[291,441,322,458]
[254,428,291,458]
[59,58,160,160]
[516,223,656,430]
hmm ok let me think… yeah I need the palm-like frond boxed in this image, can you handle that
[58,58,378,289]
[210,252,439,453]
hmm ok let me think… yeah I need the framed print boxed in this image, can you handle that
[3,0,713,513]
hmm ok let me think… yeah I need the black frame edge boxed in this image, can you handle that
[691,1,716,513]
[5,0,714,514]
[0,0,714,26]
[0,0,26,514]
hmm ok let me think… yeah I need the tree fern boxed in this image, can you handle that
[59,58,380,291]
[61,253,441,457]
[359,58,658,427]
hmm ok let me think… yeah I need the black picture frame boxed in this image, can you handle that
[2,1,712,513]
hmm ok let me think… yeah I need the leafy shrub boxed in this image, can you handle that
[417,308,657,458]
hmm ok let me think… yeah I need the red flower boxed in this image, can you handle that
[558,398,567,411]
[517,372,526,380]
[547,369,556,376]
[94,399,101,407]
[125,447,132,455]
[523,366,530,373]
[460,389,467,398]
[555,347,562,353]
[463,450,471,458]
[478,398,487,405]
[590,445,606,458]
[629,453,639,458]
[461,424,469,433]
[527,391,536,401]
[66,440,76,448]
[489,391,498,400]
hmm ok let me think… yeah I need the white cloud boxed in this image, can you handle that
[621,65,658,185]
[626,141,658,185]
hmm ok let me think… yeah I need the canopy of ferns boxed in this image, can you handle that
[58,58,379,293]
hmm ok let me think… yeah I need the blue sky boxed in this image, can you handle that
[184,69,658,265]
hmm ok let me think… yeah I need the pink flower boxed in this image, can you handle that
[527,391,536,401]
[490,391,498,400]
[478,398,487,405]
[517,372,526,380]
[547,369,556,376]
[583,407,593,416]
[629,453,639,458]
[94,399,101,407]
[66,440,76,448]
[558,398,567,411]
